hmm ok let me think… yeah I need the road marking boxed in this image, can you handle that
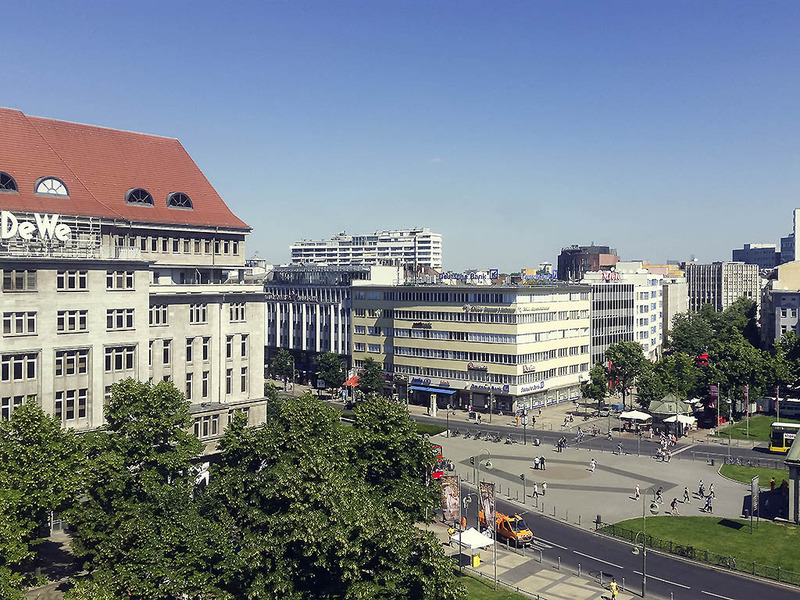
[700,592,735,600]
[671,443,697,456]
[573,551,623,569]
[535,536,568,550]
[633,571,691,589]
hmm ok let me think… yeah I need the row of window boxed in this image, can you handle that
[2,270,135,293]
[54,389,88,421]
[391,346,588,365]
[374,290,590,304]
[394,363,590,386]
[193,408,250,439]
[118,234,240,256]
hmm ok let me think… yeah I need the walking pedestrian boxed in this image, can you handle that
[698,479,704,498]
[671,497,679,515]
[589,458,596,472]
[542,481,547,496]
[656,486,663,504]
[704,495,713,513]
[635,484,640,500]
[709,482,715,499]
[610,577,619,600]
[533,482,539,499]
[683,486,690,503]
[540,456,546,470]
[533,456,540,470]
[617,442,623,455]
[770,477,776,491]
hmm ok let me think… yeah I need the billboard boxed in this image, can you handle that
[479,481,495,528]
[440,475,460,523]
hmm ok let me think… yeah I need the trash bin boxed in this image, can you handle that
[472,554,481,567]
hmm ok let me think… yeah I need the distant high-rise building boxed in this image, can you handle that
[557,245,619,282]
[779,209,800,264]
[685,262,761,313]
[290,228,442,270]
[732,243,779,269]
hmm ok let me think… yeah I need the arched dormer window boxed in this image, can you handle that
[0,172,18,192]
[35,177,69,197]
[125,188,154,206]
[166,192,194,210]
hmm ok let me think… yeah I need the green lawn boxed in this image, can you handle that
[611,516,800,574]
[719,464,790,488]
[456,573,529,599]
[416,423,448,436]
[715,414,800,441]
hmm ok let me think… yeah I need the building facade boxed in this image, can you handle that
[685,261,761,313]
[581,263,664,365]
[760,261,800,346]
[350,284,592,412]
[732,243,780,269]
[0,108,265,445]
[263,264,402,380]
[290,228,443,271]
[662,276,689,342]
[557,245,619,282]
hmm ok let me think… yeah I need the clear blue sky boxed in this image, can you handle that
[5,1,800,271]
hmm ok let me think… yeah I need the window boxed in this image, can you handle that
[54,389,88,421]
[240,367,247,393]
[226,368,232,394]
[1,354,37,382]
[3,312,36,336]
[2,269,37,291]
[104,346,136,373]
[229,302,246,322]
[57,271,87,291]
[2,396,25,420]
[241,335,248,358]
[162,339,171,366]
[185,373,193,400]
[202,337,210,361]
[149,305,168,326]
[202,371,209,398]
[106,308,134,330]
[226,335,233,359]
[367,344,381,353]
[232,241,239,255]
[193,415,219,439]
[190,304,207,324]
[183,239,190,253]
[125,188,154,206]
[186,338,194,363]
[55,349,88,376]
[35,177,69,197]
[167,192,193,209]
[106,271,134,290]
[0,172,18,192]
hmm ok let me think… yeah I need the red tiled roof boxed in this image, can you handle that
[0,108,249,230]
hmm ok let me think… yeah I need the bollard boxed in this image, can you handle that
[557,556,561,571]
[670,593,674,600]
[539,550,543,563]
[622,577,625,591]
[600,572,603,586]
[578,563,581,578]
[578,515,581,526]
[565,510,568,522]
[516,490,519,501]
[553,506,556,517]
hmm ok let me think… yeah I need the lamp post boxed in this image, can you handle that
[632,486,660,597]
[289,355,296,397]
[727,398,732,462]
[446,403,452,437]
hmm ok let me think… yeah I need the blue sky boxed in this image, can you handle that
[4,1,800,271]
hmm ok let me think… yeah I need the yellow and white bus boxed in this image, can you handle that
[769,422,800,453]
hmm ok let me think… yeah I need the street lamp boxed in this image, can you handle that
[289,355,296,396]
[631,486,660,597]
[471,448,492,485]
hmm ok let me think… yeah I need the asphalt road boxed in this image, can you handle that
[459,480,798,600]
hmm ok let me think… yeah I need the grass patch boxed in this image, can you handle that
[715,414,800,441]
[455,572,530,599]
[719,464,790,488]
[612,516,800,573]
[416,423,448,436]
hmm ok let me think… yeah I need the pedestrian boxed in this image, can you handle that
[770,477,776,491]
[617,442,623,455]
[698,479,704,498]
[533,482,539,499]
[656,486,663,504]
[610,577,619,600]
[540,456,546,470]
[709,482,715,499]
[649,428,653,439]
[569,414,574,423]
[671,498,679,515]
[683,486,690,503]
[589,458,596,472]
[704,495,713,513]
[635,484,640,500]
[477,414,482,425]
[542,481,547,496]
[533,456,540,470]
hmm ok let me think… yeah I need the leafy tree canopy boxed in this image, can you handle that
[581,364,608,406]
[358,357,385,397]
[272,348,295,379]
[315,352,347,390]
[605,341,650,407]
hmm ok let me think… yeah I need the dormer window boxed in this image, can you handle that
[166,192,193,210]
[0,172,18,192]
[35,177,69,197]
[125,188,154,206]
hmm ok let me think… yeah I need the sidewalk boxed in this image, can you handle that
[425,520,636,600]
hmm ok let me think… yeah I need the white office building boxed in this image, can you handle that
[290,228,443,271]
[685,261,761,313]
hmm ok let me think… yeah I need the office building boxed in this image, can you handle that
[581,262,664,365]
[732,243,780,269]
[350,284,592,413]
[290,228,443,271]
[0,108,266,444]
[760,261,800,345]
[685,262,761,313]
[557,245,619,282]
[662,276,689,342]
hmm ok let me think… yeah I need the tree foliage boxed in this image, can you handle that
[273,348,295,380]
[581,364,608,406]
[605,341,650,408]
[358,357,385,397]
[315,351,347,390]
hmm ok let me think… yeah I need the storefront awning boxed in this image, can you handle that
[343,376,359,387]
[409,385,457,395]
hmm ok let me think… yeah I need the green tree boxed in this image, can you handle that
[667,311,715,356]
[205,394,464,600]
[581,364,609,407]
[706,332,768,417]
[358,357,385,397]
[66,379,225,599]
[315,352,347,391]
[0,400,80,597]
[605,341,650,409]
[350,396,440,522]
[771,331,800,394]
[634,367,666,408]
[273,348,294,380]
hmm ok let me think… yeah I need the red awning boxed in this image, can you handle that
[343,376,359,387]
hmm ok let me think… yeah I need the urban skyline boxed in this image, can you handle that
[4,2,800,271]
